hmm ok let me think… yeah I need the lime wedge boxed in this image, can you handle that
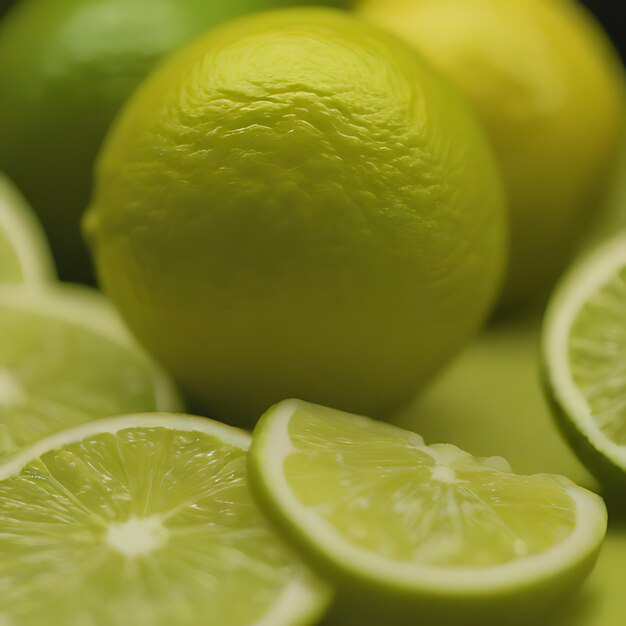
[0,174,55,283]
[249,400,607,623]
[0,414,329,625]
[542,232,626,491]
[0,284,182,459]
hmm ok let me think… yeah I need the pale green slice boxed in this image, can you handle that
[0,174,55,283]
[542,232,626,490]
[0,284,182,460]
[0,414,329,625]
[249,400,607,624]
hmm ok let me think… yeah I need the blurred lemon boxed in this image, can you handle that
[0,0,346,281]
[359,0,624,308]
[85,8,507,424]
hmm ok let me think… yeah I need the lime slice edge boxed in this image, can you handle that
[542,232,626,474]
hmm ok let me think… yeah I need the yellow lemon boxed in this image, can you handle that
[359,0,624,308]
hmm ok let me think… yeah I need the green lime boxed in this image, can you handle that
[359,0,624,308]
[0,0,346,282]
[85,8,507,425]
[249,399,607,624]
[542,232,626,492]
[0,413,329,625]
[0,173,55,283]
[0,283,181,460]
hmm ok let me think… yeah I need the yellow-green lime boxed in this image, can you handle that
[359,0,624,308]
[0,283,181,460]
[249,400,607,624]
[0,0,346,281]
[542,232,626,493]
[0,413,329,625]
[0,173,55,284]
[85,8,507,425]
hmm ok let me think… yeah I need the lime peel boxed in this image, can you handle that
[0,174,55,283]
[251,400,606,598]
[542,232,626,483]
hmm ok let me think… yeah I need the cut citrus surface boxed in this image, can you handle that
[0,173,55,283]
[0,414,329,625]
[542,232,626,490]
[0,284,181,460]
[249,400,607,623]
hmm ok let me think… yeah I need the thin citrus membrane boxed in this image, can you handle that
[249,400,607,621]
[0,173,54,283]
[0,284,181,460]
[0,414,329,625]
[543,232,626,486]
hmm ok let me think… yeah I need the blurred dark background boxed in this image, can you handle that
[1,0,625,61]
[581,0,625,61]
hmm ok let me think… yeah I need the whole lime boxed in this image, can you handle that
[359,0,624,308]
[0,0,345,282]
[85,8,507,424]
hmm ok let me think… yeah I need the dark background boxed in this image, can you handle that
[0,1,624,61]
[582,0,625,61]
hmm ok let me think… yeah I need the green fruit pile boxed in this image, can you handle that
[0,1,625,625]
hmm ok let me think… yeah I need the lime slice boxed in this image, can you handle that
[0,173,55,283]
[249,400,607,623]
[0,413,329,625]
[0,284,182,460]
[542,232,626,491]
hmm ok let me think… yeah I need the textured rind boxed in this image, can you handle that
[0,0,344,281]
[86,8,507,424]
[360,0,625,307]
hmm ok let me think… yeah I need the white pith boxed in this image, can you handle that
[106,516,169,556]
[0,180,54,283]
[257,400,607,595]
[0,284,181,412]
[0,413,325,625]
[543,233,626,471]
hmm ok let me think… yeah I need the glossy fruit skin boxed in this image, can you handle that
[0,0,346,281]
[85,8,507,425]
[360,0,625,308]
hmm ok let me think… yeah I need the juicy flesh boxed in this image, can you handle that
[285,405,577,568]
[569,265,626,446]
[0,426,298,625]
[0,304,160,459]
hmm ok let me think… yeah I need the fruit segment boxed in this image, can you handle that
[0,284,181,460]
[249,400,607,622]
[543,233,626,490]
[0,415,329,626]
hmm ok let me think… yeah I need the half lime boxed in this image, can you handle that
[249,400,607,624]
[0,283,181,459]
[0,413,329,625]
[542,232,626,491]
